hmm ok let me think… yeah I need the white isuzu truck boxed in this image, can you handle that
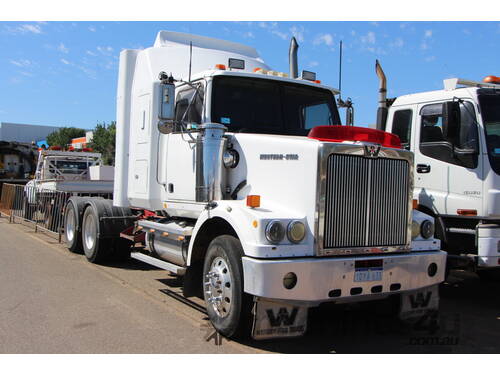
[375,61,500,269]
[63,31,446,340]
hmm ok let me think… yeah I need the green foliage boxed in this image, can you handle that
[88,121,116,166]
[46,127,86,148]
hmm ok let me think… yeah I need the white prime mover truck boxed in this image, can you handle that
[375,61,500,269]
[62,31,446,340]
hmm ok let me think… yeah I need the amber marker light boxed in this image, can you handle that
[483,75,500,84]
[215,64,226,70]
[246,195,261,208]
[457,209,477,216]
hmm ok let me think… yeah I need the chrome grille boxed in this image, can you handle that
[323,154,410,249]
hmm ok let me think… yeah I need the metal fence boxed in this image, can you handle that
[0,183,111,240]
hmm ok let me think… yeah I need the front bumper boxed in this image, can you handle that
[242,250,446,305]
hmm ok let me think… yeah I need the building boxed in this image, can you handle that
[0,122,60,143]
[70,131,94,149]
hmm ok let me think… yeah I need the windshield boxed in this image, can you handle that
[211,75,340,136]
[49,160,90,175]
[478,92,500,174]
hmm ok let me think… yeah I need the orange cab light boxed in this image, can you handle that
[457,209,477,216]
[246,195,261,208]
[314,80,321,84]
[412,199,418,209]
[483,75,500,84]
[215,64,226,70]
[254,67,262,72]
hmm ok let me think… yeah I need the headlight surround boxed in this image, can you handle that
[287,220,306,243]
[420,220,434,239]
[411,220,420,240]
[265,220,285,244]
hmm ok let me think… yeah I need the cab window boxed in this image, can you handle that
[391,109,412,150]
[174,84,204,131]
[419,102,479,168]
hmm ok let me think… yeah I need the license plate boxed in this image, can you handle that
[354,268,383,282]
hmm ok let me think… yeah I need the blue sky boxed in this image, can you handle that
[1,21,500,130]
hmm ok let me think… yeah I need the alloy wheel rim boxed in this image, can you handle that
[204,256,232,318]
[84,213,96,252]
[66,207,75,242]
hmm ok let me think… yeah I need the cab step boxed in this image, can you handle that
[130,252,186,276]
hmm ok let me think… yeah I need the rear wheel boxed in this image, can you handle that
[64,201,82,253]
[82,205,110,263]
[202,235,252,338]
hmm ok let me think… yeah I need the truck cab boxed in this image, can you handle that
[65,31,446,340]
[380,71,500,268]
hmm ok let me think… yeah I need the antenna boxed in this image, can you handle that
[188,41,193,83]
[338,40,343,99]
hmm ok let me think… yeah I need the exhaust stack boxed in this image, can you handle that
[289,37,299,79]
[375,59,387,131]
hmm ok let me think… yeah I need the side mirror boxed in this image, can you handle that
[158,82,175,134]
[442,101,460,143]
[159,82,175,121]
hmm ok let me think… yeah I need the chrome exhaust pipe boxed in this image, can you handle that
[375,59,387,131]
[195,123,227,202]
[289,37,299,79]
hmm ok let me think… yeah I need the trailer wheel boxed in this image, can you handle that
[202,235,252,338]
[82,205,110,263]
[64,200,83,253]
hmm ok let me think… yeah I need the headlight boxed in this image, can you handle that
[265,220,285,244]
[420,220,434,239]
[411,220,420,240]
[287,220,306,243]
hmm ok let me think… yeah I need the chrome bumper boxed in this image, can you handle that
[242,250,446,305]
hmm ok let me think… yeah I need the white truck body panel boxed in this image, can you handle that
[385,79,500,267]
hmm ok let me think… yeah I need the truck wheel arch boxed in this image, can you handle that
[188,217,238,266]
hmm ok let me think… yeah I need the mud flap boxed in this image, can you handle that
[399,284,439,321]
[251,298,308,340]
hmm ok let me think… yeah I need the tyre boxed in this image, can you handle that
[202,235,252,338]
[22,195,34,220]
[81,205,110,263]
[64,200,83,253]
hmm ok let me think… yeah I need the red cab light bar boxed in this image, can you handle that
[308,125,402,149]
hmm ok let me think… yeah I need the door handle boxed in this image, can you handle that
[416,164,431,173]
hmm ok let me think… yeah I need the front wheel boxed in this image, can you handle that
[202,235,252,339]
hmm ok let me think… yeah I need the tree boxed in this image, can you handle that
[46,127,86,148]
[88,121,116,166]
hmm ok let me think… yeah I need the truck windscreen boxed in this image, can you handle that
[53,160,89,175]
[211,75,340,136]
[478,93,500,174]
